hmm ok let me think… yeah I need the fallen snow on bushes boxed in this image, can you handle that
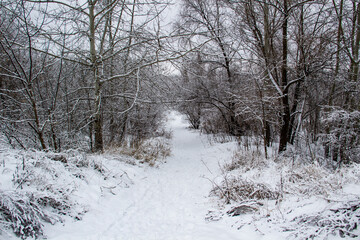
[210,144,360,239]
[1,111,360,239]
[0,146,137,239]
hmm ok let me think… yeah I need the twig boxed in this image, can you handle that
[201,158,213,174]
[202,175,231,204]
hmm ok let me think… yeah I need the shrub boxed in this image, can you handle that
[0,191,59,239]
[117,137,171,166]
[290,202,360,239]
[225,150,267,171]
[211,176,281,204]
[321,109,360,165]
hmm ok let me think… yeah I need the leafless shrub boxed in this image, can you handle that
[155,128,173,140]
[201,112,228,136]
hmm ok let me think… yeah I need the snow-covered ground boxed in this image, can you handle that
[42,111,245,240]
[2,111,360,239]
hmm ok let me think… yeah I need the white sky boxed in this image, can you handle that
[162,0,181,31]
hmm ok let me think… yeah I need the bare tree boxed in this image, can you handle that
[0,0,55,150]
[22,0,182,152]
[177,0,246,136]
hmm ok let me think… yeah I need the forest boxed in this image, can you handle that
[1,0,360,239]
[1,0,359,163]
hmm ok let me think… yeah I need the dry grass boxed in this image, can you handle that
[112,137,171,166]
[283,162,341,196]
[211,176,281,204]
[225,150,268,172]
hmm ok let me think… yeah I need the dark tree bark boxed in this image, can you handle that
[279,0,290,153]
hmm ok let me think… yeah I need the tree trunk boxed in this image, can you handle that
[279,0,290,153]
[89,2,103,152]
[289,81,301,144]
[32,99,47,150]
[349,3,360,109]
[329,0,344,106]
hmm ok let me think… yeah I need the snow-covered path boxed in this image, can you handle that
[47,112,244,240]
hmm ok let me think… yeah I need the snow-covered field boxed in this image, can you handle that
[1,111,360,239]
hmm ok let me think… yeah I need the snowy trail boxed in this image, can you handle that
[47,112,244,240]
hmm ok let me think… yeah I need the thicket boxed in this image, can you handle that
[0,0,173,153]
[174,0,360,165]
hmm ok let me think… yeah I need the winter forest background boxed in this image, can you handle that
[1,0,360,239]
[1,0,360,161]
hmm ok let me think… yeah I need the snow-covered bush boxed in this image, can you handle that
[321,109,360,165]
[283,162,341,196]
[206,133,236,145]
[0,149,106,239]
[0,191,63,239]
[0,146,136,239]
[289,202,360,239]
[211,176,281,204]
[115,136,171,166]
[211,147,360,238]
[225,150,268,171]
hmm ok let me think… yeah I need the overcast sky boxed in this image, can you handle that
[162,0,181,31]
